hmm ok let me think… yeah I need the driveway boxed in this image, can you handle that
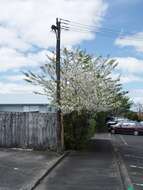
[0,148,59,190]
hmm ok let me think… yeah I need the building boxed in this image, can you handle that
[0,104,56,113]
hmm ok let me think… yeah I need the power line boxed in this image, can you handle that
[60,18,126,34]
[61,23,119,37]
[62,24,118,36]
[63,27,118,39]
[60,18,143,42]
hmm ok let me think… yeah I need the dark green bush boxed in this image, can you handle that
[88,118,96,137]
[63,110,96,150]
[95,111,108,133]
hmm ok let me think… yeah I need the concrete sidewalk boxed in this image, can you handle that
[35,134,123,190]
[0,148,63,190]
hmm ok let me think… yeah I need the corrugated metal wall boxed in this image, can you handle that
[0,105,56,113]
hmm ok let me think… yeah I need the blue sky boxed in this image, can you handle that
[80,0,143,103]
[0,0,143,104]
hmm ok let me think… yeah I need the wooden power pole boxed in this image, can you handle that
[51,18,64,153]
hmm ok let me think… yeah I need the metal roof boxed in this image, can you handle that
[0,104,49,106]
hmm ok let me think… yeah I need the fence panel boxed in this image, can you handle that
[0,112,57,150]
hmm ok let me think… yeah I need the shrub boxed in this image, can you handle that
[95,111,108,133]
[63,110,96,150]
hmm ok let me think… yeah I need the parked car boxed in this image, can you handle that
[107,117,128,132]
[110,121,143,135]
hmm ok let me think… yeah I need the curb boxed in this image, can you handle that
[23,151,69,190]
[111,135,134,190]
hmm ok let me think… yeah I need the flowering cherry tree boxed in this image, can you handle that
[24,48,129,113]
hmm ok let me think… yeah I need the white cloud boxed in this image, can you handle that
[0,48,51,71]
[0,0,107,72]
[111,57,143,104]
[129,89,143,103]
[115,32,143,52]
[0,82,41,94]
[0,0,108,102]
[4,75,25,82]
[0,26,30,51]
[131,89,143,96]
[120,75,143,84]
[0,0,107,49]
[111,73,143,84]
[0,48,32,71]
[115,57,143,74]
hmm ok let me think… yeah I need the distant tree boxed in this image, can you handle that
[112,95,133,116]
[134,102,143,120]
[125,111,139,121]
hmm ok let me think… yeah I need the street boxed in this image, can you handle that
[35,134,143,190]
[112,134,143,190]
[0,134,142,189]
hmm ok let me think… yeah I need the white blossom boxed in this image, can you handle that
[24,48,127,113]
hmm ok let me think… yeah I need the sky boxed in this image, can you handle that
[0,0,143,104]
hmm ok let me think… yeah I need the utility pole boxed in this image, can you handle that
[51,18,64,153]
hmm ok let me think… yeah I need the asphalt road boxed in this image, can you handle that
[112,134,143,190]
[0,148,58,190]
[35,137,123,190]
[2,133,143,190]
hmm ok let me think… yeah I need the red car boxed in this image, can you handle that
[110,121,143,135]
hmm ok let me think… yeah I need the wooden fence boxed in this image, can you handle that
[0,112,57,150]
